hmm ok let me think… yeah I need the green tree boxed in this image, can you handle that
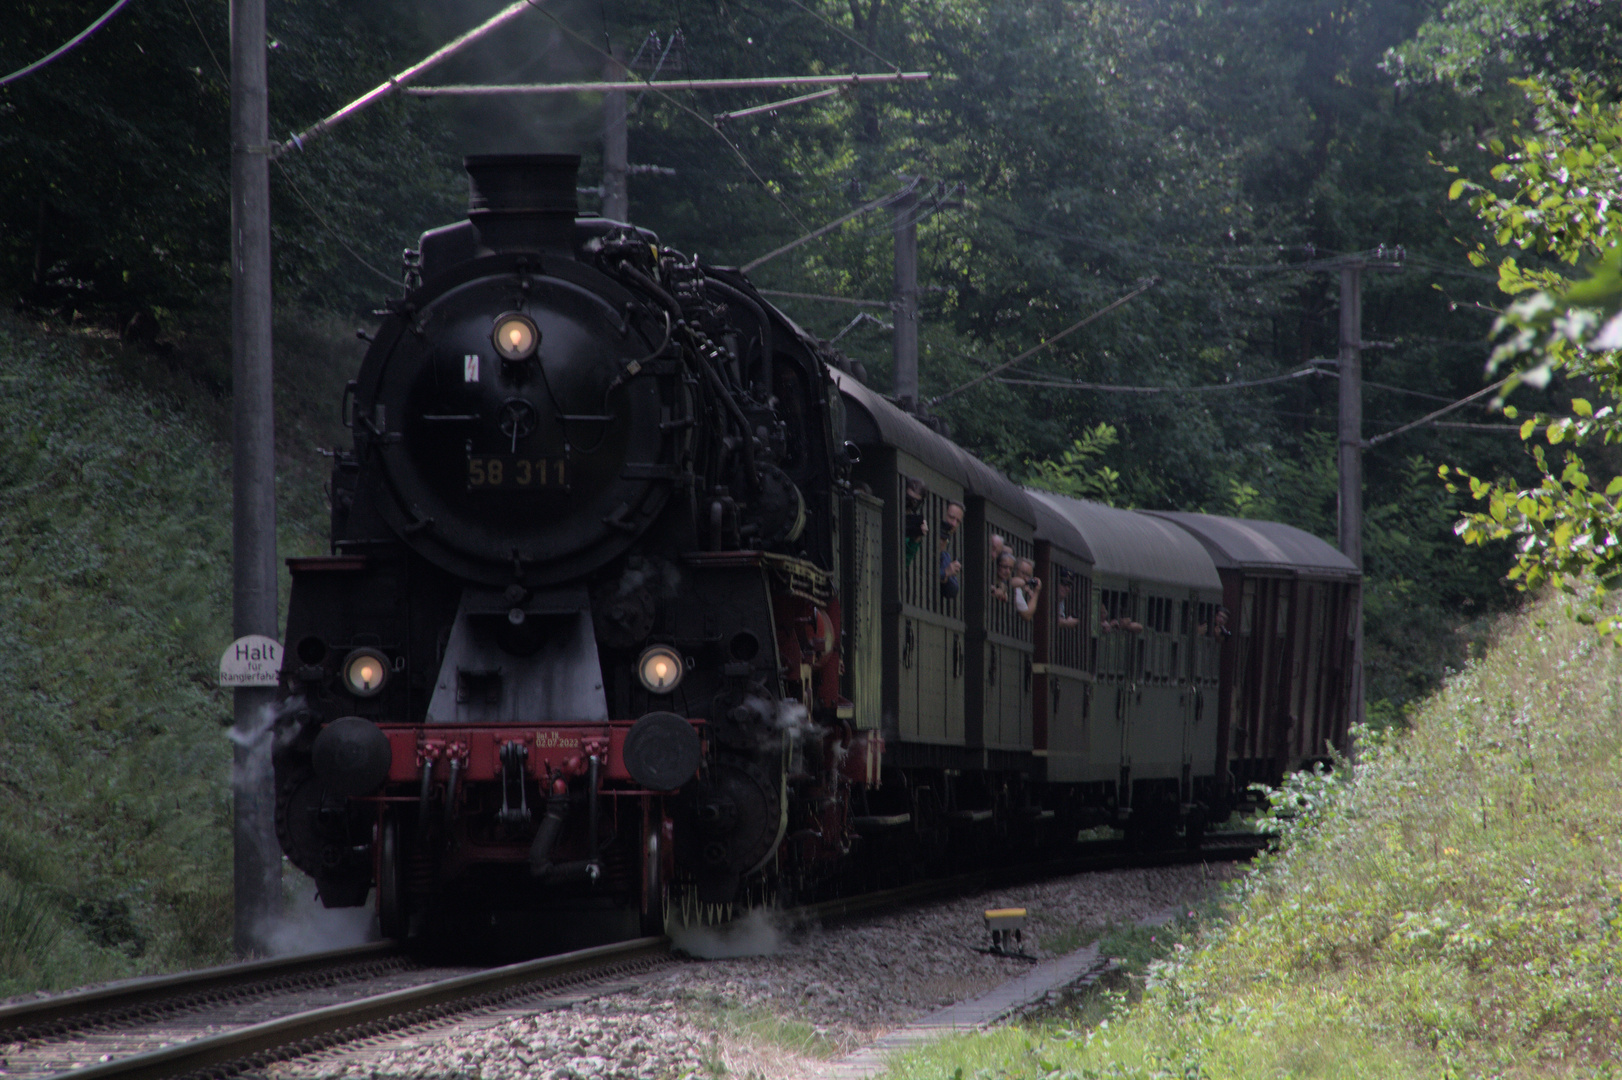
[1442,80,1622,633]
[3,0,1572,712]
[0,0,463,316]
[1387,0,1622,93]
[605,0,1535,710]
[1023,424,1122,505]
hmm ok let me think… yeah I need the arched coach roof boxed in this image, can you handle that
[1140,511,1360,581]
[831,369,970,488]
[830,370,1035,524]
[955,448,1035,526]
[1024,489,1094,565]
[1037,492,1220,591]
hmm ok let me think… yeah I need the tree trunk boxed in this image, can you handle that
[848,0,886,142]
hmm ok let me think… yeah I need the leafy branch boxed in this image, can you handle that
[1023,422,1122,506]
[1443,79,1622,635]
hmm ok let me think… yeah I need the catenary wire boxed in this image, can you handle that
[1155,391,1501,430]
[976,357,1515,446]
[273,162,401,287]
[742,179,920,272]
[995,363,1512,444]
[978,207,1497,284]
[756,288,891,308]
[1364,377,1512,448]
[777,0,904,74]
[529,3,810,234]
[928,277,1159,406]
[1398,253,1501,283]
[145,0,1511,460]
[976,205,1326,274]
[1212,400,1515,434]
[165,0,1498,428]
[781,205,1499,431]
[277,0,544,157]
[168,0,395,288]
[1299,363,1489,405]
[2,0,134,86]
[625,31,680,115]
[179,0,225,82]
[993,366,1319,395]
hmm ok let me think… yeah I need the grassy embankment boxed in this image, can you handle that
[0,309,354,994]
[885,600,1622,1078]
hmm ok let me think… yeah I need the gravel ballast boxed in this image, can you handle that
[281,864,1231,1080]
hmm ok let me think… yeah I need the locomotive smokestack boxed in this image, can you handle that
[465,153,581,254]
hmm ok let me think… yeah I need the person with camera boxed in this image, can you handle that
[1013,557,1042,620]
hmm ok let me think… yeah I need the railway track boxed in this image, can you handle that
[0,938,670,1080]
[800,830,1265,925]
[0,943,409,1045]
[1,833,1263,1080]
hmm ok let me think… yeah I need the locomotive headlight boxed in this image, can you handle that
[342,648,390,697]
[492,313,539,361]
[637,645,685,695]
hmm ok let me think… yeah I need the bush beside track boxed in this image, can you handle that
[882,598,1622,1078]
[0,310,351,993]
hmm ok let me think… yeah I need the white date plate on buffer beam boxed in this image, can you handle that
[220,635,283,687]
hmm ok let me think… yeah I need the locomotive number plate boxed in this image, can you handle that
[466,456,568,490]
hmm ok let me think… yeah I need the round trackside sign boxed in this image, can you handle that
[219,635,283,687]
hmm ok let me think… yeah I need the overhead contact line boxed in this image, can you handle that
[928,277,1160,406]
[1,0,134,86]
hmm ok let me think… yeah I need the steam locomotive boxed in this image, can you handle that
[273,154,1359,947]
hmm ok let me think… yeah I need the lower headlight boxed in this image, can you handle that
[342,648,390,697]
[637,644,684,694]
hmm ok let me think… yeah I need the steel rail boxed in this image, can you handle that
[0,942,402,1040]
[17,834,1262,1079]
[37,937,669,1080]
[792,833,1266,928]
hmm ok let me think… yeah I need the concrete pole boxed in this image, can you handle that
[1337,263,1363,568]
[892,188,919,412]
[230,0,282,956]
[1337,262,1365,728]
[603,47,628,222]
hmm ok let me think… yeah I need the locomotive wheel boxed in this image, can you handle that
[640,812,666,937]
[378,815,408,940]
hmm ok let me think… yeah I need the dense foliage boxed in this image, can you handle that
[0,0,463,316]
[6,0,1611,717]
[0,307,350,989]
[1442,81,1622,635]
[883,595,1622,1076]
[0,316,238,987]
